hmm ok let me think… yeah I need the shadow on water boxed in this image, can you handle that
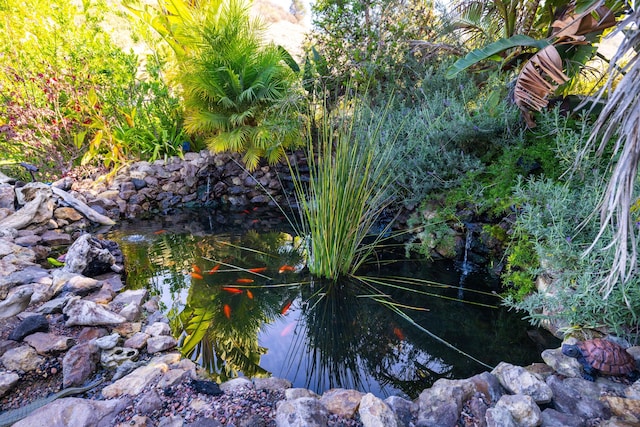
[107,207,558,399]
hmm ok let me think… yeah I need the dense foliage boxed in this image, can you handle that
[0,0,184,181]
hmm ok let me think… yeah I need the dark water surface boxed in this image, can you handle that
[106,208,558,399]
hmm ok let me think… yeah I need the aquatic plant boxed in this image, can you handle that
[288,99,400,280]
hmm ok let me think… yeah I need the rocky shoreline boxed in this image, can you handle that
[2,158,640,426]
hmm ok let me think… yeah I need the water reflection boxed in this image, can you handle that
[107,208,555,399]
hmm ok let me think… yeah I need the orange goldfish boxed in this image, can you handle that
[280,323,295,337]
[236,278,254,284]
[246,290,254,299]
[393,327,405,341]
[281,300,293,315]
[208,264,221,274]
[221,287,243,295]
[190,272,204,280]
[192,264,202,274]
[248,267,267,273]
[223,304,231,319]
[153,229,167,235]
[278,265,295,273]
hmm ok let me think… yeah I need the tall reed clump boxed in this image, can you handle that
[289,101,400,280]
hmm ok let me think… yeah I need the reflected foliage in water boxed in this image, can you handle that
[108,208,556,398]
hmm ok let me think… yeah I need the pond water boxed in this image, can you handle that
[106,207,558,399]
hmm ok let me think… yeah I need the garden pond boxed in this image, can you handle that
[106,207,558,400]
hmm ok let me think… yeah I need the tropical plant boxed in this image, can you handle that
[126,0,304,170]
[446,0,621,126]
[572,6,640,298]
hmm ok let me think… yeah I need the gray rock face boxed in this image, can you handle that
[24,332,74,355]
[492,362,553,404]
[547,374,611,420]
[62,341,100,388]
[385,396,417,427]
[63,298,126,327]
[0,285,34,319]
[146,335,177,353]
[491,394,541,427]
[0,371,19,397]
[0,345,44,372]
[145,321,171,337]
[275,397,329,427]
[11,396,128,427]
[359,393,398,427]
[111,289,148,307]
[415,378,476,426]
[319,388,364,418]
[8,313,49,341]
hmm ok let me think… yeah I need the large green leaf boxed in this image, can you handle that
[445,35,552,79]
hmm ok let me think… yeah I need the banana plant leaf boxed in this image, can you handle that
[446,35,551,78]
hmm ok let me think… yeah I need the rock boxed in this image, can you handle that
[320,388,364,418]
[0,371,20,397]
[158,415,184,427]
[601,396,640,422]
[62,341,100,387]
[492,394,541,427]
[359,393,398,427]
[111,289,148,307]
[8,313,49,341]
[119,302,141,322]
[275,397,329,427]
[62,234,118,276]
[385,396,417,427]
[157,367,190,388]
[492,362,553,404]
[285,388,319,400]
[102,355,173,397]
[77,326,109,343]
[95,333,121,350]
[145,321,171,337]
[137,389,164,415]
[0,345,44,372]
[0,184,14,210]
[100,347,139,368]
[146,336,177,353]
[85,283,116,304]
[415,378,476,427]
[63,298,126,327]
[54,207,83,222]
[14,234,42,246]
[219,377,254,393]
[191,379,223,396]
[0,339,19,356]
[0,285,34,319]
[11,396,129,427]
[546,374,611,420]
[253,377,292,392]
[542,348,584,378]
[124,332,150,349]
[36,295,71,314]
[485,404,516,427]
[58,273,102,296]
[40,230,73,246]
[540,408,585,427]
[0,265,47,298]
[112,360,145,381]
[24,332,74,354]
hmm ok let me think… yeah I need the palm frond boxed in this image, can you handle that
[576,9,640,297]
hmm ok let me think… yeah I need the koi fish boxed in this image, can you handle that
[154,229,167,235]
[280,323,295,337]
[192,264,202,274]
[223,304,231,319]
[208,264,221,274]
[248,267,267,273]
[236,278,254,284]
[280,300,293,315]
[393,327,405,341]
[246,290,254,299]
[251,219,260,224]
[190,272,204,280]
[221,287,243,295]
[242,209,250,214]
[278,265,295,273]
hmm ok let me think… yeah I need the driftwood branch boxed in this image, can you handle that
[51,186,116,226]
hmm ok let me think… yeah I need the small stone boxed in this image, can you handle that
[145,321,171,337]
[24,332,74,354]
[320,388,364,418]
[285,388,319,400]
[54,207,83,222]
[359,393,398,427]
[275,397,329,427]
[124,332,150,349]
[253,376,292,392]
[40,230,73,246]
[191,379,223,396]
[95,332,121,350]
[219,377,254,392]
[62,341,100,387]
[0,345,44,372]
[8,313,49,341]
[0,371,20,397]
[492,394,541,427]
[11,397,128,427]
[146,336,177,353]
[63,298,126,327]
[0,285,34,319]
[111,289,148,307]
[119,301,141,322]
[492,362,553,404]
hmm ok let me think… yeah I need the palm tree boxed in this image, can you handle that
[575,5,640,298]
